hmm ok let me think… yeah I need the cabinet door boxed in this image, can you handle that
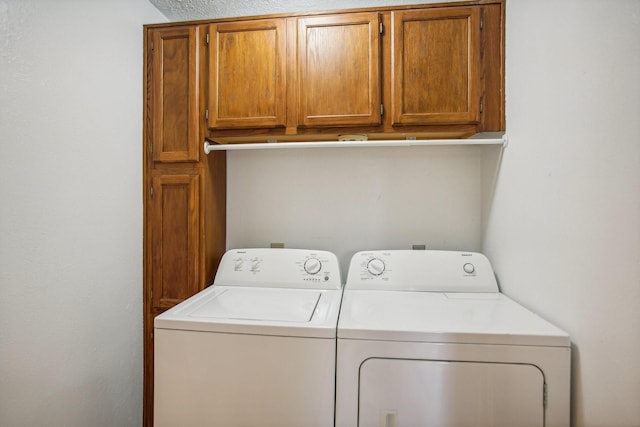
[298,13,381,127]
[391,7,480,125]
[208,19,286,129]
[151,26,199,162]
[150,173,200,310]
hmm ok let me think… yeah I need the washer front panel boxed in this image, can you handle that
[155,330,336,427]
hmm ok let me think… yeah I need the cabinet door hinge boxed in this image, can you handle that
[150,40,154,51]
[479,99,484,114]
[206,33,210,44]
[480,16,484,30]
[379,22,384,35]
[205,109,209,120]
[150,185,154,199]
[380,104,384,116]
[149,143,153,153]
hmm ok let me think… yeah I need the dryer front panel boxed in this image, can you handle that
[358,358,544,427]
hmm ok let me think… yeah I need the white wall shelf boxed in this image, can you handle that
[203,133,508,154]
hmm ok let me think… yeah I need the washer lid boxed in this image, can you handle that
[190,287,320,322]
[155,285,343,338]
[338,290,570,347]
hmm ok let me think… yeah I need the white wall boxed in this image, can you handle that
[1,0,638,426]
[227,145,491,274]
[483,1,640,426]
[0,1,166,426]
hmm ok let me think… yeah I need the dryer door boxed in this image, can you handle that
[359,358,544,427]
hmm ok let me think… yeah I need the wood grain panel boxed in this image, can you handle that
[298,13,381,127]
[479,3,505,131]
[152,26,199,162]
[208,19,286,128]
[392,7,480,125]
[150,173,200,309]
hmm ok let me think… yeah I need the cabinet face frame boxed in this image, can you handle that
[151,26,200,162]
[391,7,481,126]
[208,19,287,129]
[297,12,382,127]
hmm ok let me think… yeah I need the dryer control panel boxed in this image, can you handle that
[346,250,498,292]
[214,248,342,290]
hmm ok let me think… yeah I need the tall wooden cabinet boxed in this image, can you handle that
[144,2,503,425]
[143,24,226,427]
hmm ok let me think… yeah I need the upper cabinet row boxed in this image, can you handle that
[209,13,381,130]
[150,1,504,151]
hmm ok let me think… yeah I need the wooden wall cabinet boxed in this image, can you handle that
[144,24,226,427]
[297,12,382,127]
[391,7,481,125]
[204,1,503,141]
[207,13,382,131]
[208,19,287,129]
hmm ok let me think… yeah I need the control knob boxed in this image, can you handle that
[304,258,322,275]
[367,258,386,276]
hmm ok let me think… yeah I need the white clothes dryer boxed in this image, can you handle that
[336,250,571,427]
[154,248,343,427]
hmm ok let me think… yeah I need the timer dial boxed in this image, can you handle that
[367,258,386,276]
[304,258,322,275]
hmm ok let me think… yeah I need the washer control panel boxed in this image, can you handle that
[214,248,342,289]
[346,250,498,292]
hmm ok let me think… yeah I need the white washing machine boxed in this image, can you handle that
[154,248,343,427]
[336,250,571,427]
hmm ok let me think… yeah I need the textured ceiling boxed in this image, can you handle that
[148,0,437,21]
